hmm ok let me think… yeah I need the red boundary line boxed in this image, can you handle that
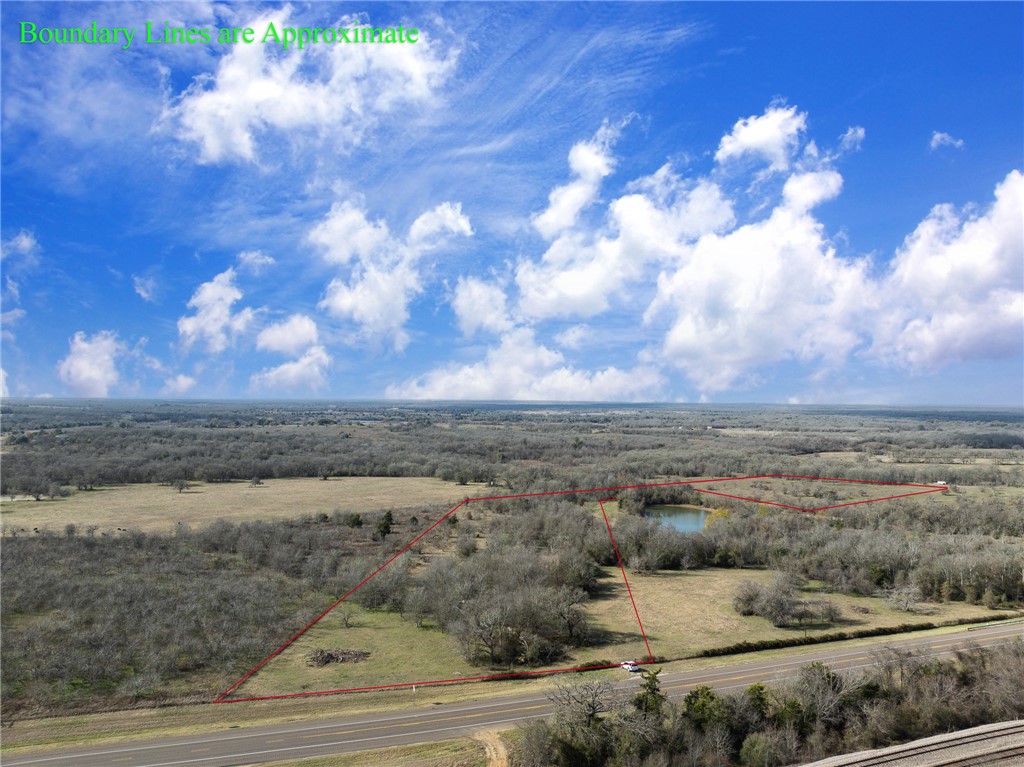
[214,475,945,703]
[599,499,654,664]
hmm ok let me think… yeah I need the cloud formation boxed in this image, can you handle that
[57,330,124,397]
[257,313,319,355]
[313,200,472,350]
[930,131,965,151]
[251,345,331,392]
[177,267,255,354]
[388,328,663,400]
[169,7,457,163]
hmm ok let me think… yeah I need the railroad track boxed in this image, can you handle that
[814,721,1024,767]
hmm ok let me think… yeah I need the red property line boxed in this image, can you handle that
[599,499,654,664]
[215,474,944,703]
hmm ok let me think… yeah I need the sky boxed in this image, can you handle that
[1,2,1022,405]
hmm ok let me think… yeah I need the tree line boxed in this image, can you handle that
[512,640,1024,766]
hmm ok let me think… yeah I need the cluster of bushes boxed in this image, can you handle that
[732,575,841,627]
[512,641,1024,767]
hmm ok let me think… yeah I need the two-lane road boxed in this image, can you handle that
[5,623,1021,767]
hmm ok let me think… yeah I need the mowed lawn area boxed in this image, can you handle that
[0,477,488,534]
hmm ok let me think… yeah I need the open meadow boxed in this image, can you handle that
[0,477,487,534]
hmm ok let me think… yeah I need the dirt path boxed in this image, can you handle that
[473,730,509,767]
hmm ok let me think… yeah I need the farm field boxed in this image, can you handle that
[0,477,487,534]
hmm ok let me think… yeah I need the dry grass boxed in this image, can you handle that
[229,563,649,701]
[623,567,997,661]
[255,739,487,767]
[0,477,487,534]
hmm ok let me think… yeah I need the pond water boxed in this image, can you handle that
[647,504,709,533]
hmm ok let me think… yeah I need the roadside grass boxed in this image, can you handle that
[0,477,486,534]
[254,738,487,767]
[3,618,1012,754]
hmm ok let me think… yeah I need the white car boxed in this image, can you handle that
[620,661,641,672]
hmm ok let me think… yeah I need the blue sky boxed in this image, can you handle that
[2,2,1021,404]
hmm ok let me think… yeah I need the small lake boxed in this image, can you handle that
[647,504,709,533]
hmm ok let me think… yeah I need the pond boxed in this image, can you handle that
[647,504,709,533]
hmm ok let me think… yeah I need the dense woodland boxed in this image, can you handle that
[1,401,1022,721]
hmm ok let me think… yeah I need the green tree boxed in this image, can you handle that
[633,667,667,716]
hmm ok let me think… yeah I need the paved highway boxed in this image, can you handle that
[5,623,1021,767]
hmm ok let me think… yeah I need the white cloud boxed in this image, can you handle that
[408,202,473,247]
[715,104,807,172]
[0,368,8,398]
[177,267,255,354]
[1,308,27,342]
[308,201,392,266]
[387,328,664,401]
[57,330,124,397]
[313,200,472,350]
[237,250,276,273]
[451,277,513,337]
[782,170,844,213]
[554,324,591,350]
[532,123,619,239]
[1,231,41,304]
[930,131,965,151]
[320,260,421,351]
[840,126,865,153]
[257,313,319,355]
[647,198,870,394]
[516,165,734,320]
[871,170,1023,370]
[0,230,41,266]
[251,345,331,392]
[161,374,197,396]
[169,7,457,164]
[132,275,157,302]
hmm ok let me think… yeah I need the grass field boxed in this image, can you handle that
[225,559,997,702]
[0,477,488,534]
[228,560,651,700]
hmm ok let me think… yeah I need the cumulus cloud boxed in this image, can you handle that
[409,202,474,247]
[451,277,513,337]
[177,267,255,354]
[57,330,124,397]
[871,170,1023,370]
[387,328,664,400]
[930,131,965,151]
[715,104,807,172]
[237,249,276,273]
[516,162,734,320]
[313,200,472,350]
[0,368,8,398]
[647,201,870,393]
[532,122,620,239]
[161,373,197,396]
[132,275,157,302]
[257,313,319,355]
[168,7,457,164]
[251,345,331,392]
